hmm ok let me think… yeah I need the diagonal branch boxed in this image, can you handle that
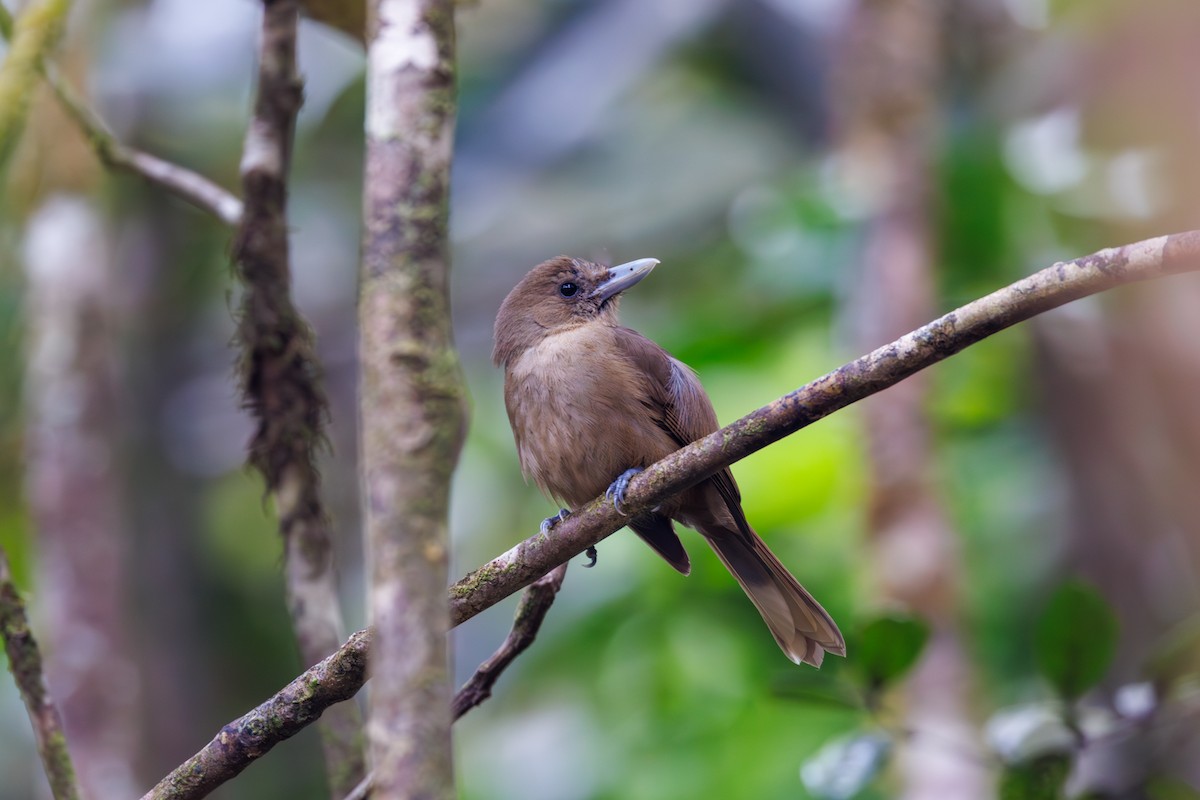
[50,72,243,225]
[0,4,243,225]
[139,565,569,800]
[453,562,570,720]
[141,230,1200,800]
[0,546,81,800]
[231,0,364,793]
[448,230,1200,625]
[333,563,570,800]
[138,630,370,800]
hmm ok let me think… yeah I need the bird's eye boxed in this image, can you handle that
[558,281,579,298]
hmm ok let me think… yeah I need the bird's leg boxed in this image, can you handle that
[605,467,643,515]
[539,508,571,535]
[539,509,599,567]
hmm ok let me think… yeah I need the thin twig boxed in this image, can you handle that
[49,71,242,224]
[453,562,570,720]
[138,630,370,800]
[0,3,243,224]
[0,546,81,800]
[447,231,1200,626]
[142,230,1200,799]
[231,0,364,793]
[342,772,373,800]
[50,73,243,224]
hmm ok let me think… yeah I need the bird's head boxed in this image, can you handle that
[492,255,659,366]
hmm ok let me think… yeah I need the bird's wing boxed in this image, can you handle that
[611,327,752,537]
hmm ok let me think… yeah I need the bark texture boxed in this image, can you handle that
[139,630,370,800]
[232,0,364,792]
[0,547,80,800]
[360,1,465,797]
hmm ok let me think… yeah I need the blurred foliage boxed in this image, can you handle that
[1034,582,1118,702]
[853,615,930,697]
[787,586,1196,799]
[1148,778,1200,800]
[1147,617,1200,686]
[802,731,892,800]
[2,0,1200,799]
[999,754,1072,800]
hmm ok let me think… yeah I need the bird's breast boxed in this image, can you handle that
[504,325,675,507]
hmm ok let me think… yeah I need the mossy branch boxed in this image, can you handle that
[452,562,570,720]
[138,630,370,800]
[0,547,81,800]
[0,0,72,171]
[142,230,1200,799]
[359,0,465,797]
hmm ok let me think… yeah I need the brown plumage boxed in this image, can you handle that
[493,255,845,666]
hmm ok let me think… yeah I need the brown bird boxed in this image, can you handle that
[493,255,845,666]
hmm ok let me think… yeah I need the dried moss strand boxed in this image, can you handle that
[231,1,364,793]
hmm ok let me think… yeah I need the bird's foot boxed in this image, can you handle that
[605,467,643,515]
[582,546,598,568]
[539,508,571,535]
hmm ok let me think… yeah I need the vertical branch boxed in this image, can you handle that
[232,0,365,793]
[832,1,986,796]
[361,1,464,797]
[23,197,143,798]
[0,546,81,800]
[0,0,72,169]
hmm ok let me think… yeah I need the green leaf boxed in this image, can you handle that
[998,754,1071,800]
[1034,582,1118,701]
[855,614,930,689]
[772,675,863,712]
[800,731,892,800]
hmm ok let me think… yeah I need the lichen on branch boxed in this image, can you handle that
[359,1,465,798]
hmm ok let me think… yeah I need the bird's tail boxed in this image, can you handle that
[702,526,845,667]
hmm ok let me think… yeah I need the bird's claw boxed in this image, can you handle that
[582,546,598,568]
[605,467,643,515]
[540,508,571,535]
